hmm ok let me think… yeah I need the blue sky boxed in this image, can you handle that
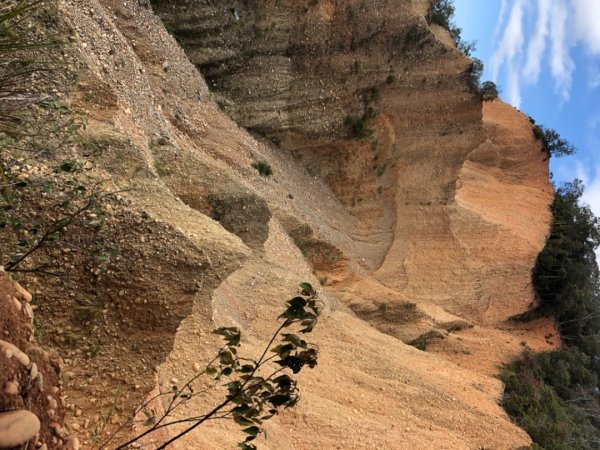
[454,0,600,219]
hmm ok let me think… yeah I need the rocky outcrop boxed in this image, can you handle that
[0,270,67,450]
[152,0,553,328]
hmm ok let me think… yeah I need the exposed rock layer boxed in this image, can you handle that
[153,0,553,327]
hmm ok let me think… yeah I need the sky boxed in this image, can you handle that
[454,0,600,223]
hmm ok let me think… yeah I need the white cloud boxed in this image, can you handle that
[573,0,600,55]
[523,0,550,84]
[490,0,525,106]
[548,0,574,103]
[491,0,600,105]
[493,0,509,42]
[506,61,522,106]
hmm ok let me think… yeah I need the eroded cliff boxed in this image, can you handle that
[0,0,557,448]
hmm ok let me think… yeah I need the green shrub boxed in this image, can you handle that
[502,180,600,449]
[479,81,499,101]
[345,114,372,138]
[252,160,273,177]
[501,348,600,450]
[532,125,576,157]
[428,0,455,30]
[533,180,599,324]
[427,0,486,92]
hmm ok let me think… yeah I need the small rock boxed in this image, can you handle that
[11,297,22,311]
[0,410,41,448]
[24,304,34,320]
[0,340,30,367]
[14,283,32,303]
[74,410,81,417]
[37,373,44,392]
[30,363,38,380]
[50,422,68,438]
[68,437,80,450]
[193,363,201,372]
[4,381,19,396]
[47,396,58,410]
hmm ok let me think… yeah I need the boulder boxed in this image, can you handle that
[0,410,41,449]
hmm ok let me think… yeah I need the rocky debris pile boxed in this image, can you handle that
[0,269,78,449]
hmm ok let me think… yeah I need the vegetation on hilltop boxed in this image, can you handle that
[502,180,600,449]
[427,0,492,94]
[532,124,577,157]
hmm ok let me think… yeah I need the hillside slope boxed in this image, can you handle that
[1,0,557,448]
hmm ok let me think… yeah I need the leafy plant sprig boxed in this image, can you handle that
[100,283,322,450]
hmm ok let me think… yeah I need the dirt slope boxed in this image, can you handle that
[2,0,558,448]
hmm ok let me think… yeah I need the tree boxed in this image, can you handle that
[533,125,576,157]
[502,180,600,450]
[99,283,322,450]
[427,0,455,30]
[479,81,499,101]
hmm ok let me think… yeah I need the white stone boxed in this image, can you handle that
[4,381,18,396]
[14,283,32,303]
[68,437,80,450]
[11,297,22,311]
[47,396,58,410]
[0,410,41,449]
[24,304,34,320]
[30,363,38,380]
[0,341,29,367]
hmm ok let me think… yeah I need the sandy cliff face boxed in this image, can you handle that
[153,0,554,331]
[3,0,557,448]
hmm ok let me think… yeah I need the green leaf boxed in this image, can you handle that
[238,364,255,373]
[270,343,294,356]
[142,416,156,427]
[268,394,292,407]
[273,374,293,389]
[142,409,155,427]
[299,282,315,296]
[227,381,241,395]
[219,349,235,365]
[242,426,260,436]
[213,326,241,346]
[276,356,305,373]
[282,333,307,348]
[233,415,254,427]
